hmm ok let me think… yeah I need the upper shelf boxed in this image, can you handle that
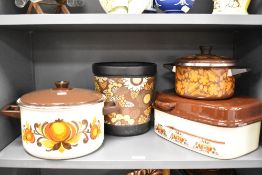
[1,14,262,31]
[0,129,262,169]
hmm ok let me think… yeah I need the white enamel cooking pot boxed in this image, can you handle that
[1,81,118,160]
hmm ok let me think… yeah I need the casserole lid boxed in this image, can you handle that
[18,81,104,107]
[92,62,157,76]
[154,91,262,127]
[175,46,236,67]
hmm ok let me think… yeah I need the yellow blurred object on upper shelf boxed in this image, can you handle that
[213,0,251,14]
[99,0,151,14]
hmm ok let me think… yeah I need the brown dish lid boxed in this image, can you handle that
[18,81,104,107]
[154,90,262,127]
[175,46,236,67]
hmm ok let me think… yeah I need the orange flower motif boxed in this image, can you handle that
[207,70,217,82]
[172,131,187,145]
[189,70,199,82]
[24,118,101,153]
[176,71,183,81]
[44,120,78,143]
[34,119,86,153]
[38,119,80,153]
[176,81,183,93]
[155,124,166,136]
[22,122,35,144]
[194,140,218,155]
[199,76,209,85]
[90,117,101,140]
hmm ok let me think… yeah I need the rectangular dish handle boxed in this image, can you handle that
[1,105,21,119]
[154,100,176,112]
[103,101,120,115]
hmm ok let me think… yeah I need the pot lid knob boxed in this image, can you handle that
[200,46,212,55]
[55,81,70,89]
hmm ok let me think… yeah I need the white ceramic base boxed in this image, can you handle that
[20,103,104,160]
[154,110,261,159]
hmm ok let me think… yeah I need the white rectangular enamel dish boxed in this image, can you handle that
[154,109,261,159]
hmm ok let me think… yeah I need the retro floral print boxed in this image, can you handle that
[144,106,152,116]
[110,95,135,108]
[95,76,155,126]
[96,77,108,83]
[23,117,101,153]
[194,140,219,155]
[22,122,35,144]
[101,79,122,98]
[90,118,102,140]
[175,66,235,99]
[107,112,135,125]
[122,78,148,92]
[138,115,149,124]
[143,94,151,104]
[170,130,188,146]
[155,123,220,156]
[155,124,167,137]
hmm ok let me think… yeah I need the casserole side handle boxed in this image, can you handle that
[154,100,176,112]
[227,68,250,76]
[103,102,120,115]
[163,63,176,72]
[1,105,21,119]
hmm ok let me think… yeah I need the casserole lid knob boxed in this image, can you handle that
[18,81,104,107]
[55,81,70,89]
[200,46,212,55]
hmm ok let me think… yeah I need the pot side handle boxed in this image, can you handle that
[154,100,176,112]
[1,105,21,119]
[103,101,120,115]
[163,63,176,72]
[228,68,249,76]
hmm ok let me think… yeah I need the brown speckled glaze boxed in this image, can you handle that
[154,91,262,127]
[95,76,155,126]
[19,81,103,107]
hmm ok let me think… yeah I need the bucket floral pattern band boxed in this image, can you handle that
[22,117,101,153]
[95,76,154,126]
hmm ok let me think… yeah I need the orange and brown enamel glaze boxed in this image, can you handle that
[175,66,235,99]
[164,46,246,100]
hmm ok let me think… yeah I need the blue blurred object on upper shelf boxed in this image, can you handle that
[155,0,195,13]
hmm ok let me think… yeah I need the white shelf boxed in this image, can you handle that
[1,14,262,31]
[0,129,262,169]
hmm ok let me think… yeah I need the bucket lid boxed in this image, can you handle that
[18,81,104,107]
[154,91,262,127]
[175,46,236,67]
[92,62,157,76]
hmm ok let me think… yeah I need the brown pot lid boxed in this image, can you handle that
[18,81,104,107]
[154,90,262,127]
[175,46,236,67]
